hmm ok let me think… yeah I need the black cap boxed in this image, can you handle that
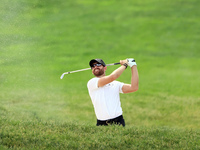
[89,59,106,68]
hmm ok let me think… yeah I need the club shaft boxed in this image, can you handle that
[106,62,120,66]
[60,62,120,79]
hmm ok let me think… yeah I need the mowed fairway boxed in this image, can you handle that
[0,0,200,149]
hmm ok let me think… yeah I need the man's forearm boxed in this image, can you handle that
[131,65,139,90]
[109,59,128,80]
[110,65,127,80]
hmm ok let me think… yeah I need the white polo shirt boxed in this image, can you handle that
[87,77,124,121]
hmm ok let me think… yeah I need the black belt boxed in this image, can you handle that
[96,115,125,127]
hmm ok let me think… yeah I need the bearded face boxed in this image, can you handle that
[92,65,105,77]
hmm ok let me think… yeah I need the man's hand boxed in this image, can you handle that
[120,59,128,65]
[127,58,137,68]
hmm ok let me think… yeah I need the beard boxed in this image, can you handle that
[93,68,104,77]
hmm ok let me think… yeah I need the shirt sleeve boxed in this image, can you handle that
[118,81,124,94]
[87,77,99,91]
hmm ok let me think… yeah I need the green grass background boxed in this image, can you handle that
[0,0,200,149]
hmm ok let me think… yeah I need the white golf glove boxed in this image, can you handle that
[127,58,137,67]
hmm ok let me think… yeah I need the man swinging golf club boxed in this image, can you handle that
[87,58,139,126]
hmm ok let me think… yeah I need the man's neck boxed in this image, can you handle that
[95,74,105,78]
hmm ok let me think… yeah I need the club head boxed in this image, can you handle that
[60,74,65,79]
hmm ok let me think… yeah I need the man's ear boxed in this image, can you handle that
[104,66,107,71]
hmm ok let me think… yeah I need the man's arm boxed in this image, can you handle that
[98,59,128,87]
[122,65,139,93]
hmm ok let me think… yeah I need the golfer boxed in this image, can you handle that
[87,58,139,126]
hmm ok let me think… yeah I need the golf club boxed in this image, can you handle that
[60,62,120,79]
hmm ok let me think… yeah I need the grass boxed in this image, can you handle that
[1,117,199,149]
[0,0,200,149]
